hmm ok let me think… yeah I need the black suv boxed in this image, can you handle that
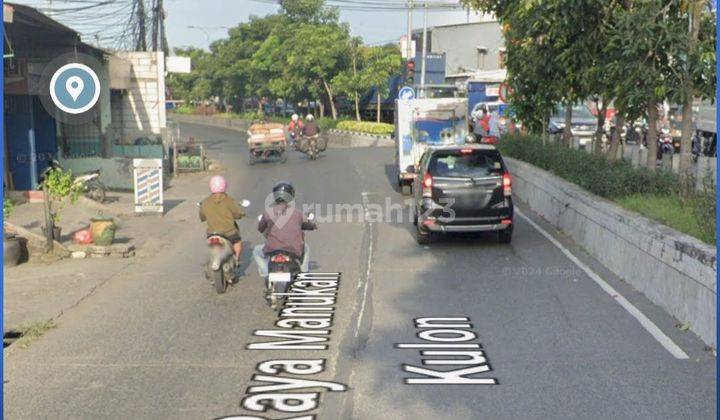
[410,144,514,244]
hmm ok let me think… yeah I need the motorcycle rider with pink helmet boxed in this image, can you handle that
[199,175,245,264]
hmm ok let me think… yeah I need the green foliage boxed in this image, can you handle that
[498,135,679,198]
[167,47,215,103]
[689,190,716,244]
[4,198,14,220]
[336,121,394,135]
[501,135,715,243]
[462,0,717,136]
[43,168,84,224]
[167,0,402,122]
[617,193,715,244]
[177,155,203,169]
[173,104,195,115]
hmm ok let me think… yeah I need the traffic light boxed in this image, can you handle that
[406,59,415,86]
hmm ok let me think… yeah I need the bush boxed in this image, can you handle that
[501,135,715,244]
[617,194,716,244]
[174,104,195,115]
[690,191,716,244]
[335,121,395,136]
[497,135,679,198]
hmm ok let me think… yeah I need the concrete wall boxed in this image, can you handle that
[506,157,717,347]
[326,130,394,148]
[430,21,504,75]
[110,52,166,144]
[59,157,134,190]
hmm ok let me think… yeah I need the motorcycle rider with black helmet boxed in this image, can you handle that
[253,181,315,278]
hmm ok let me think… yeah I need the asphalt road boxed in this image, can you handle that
[4,122,716,419]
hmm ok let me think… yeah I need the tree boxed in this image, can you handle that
[361,44,403,123]
[285,23,351,120]
[675,0,716,194]
[167,47,214,103]
[213,15,284,111]
[332,37,367,121]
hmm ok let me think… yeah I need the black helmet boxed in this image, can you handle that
[272,181,295,204]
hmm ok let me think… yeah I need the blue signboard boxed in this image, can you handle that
[399,87,415,100]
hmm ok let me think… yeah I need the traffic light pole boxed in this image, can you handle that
[420,0,428,95]
[406,0,413,66]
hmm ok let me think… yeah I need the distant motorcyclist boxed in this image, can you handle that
[199,175,245,263]
[302,114,320,137]
[488,109,501,137]
[253,182,314,278]
[288,114,303,147]
[473,105,489,142]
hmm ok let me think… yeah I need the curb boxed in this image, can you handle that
[4,222,70,258]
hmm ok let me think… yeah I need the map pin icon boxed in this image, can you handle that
[66,76,84,102]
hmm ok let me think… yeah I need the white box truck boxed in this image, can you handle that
[394,97,469,193]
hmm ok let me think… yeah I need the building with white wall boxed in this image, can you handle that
[413,20,505,80]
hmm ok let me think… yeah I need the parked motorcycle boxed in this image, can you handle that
[658,128,674,159]
[42,159,107,203]
[264,212,317,311]
[202,199,250,294]
[692,131,717,161]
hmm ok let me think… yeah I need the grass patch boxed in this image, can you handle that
[500,135,716,244]
[13,319,56,348]
[173,104,195,115]
[617,195,715,244]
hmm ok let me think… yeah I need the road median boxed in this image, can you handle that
[506,157,717,347]
[170,113,394,148]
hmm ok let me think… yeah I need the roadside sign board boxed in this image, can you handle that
[399,86,415,100]
[133,159,164,214]
[498,82,512,103]
[400,36,416,59]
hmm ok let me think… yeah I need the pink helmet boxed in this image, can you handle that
[209,175,227,193]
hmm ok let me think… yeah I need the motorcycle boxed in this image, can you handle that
[298,135,327,160]
[658,128,674,159]
[692,131,717,161]
[202,199,250,294]
[299,135,319,160]
[264,212,317,311]
[42,159,107,203]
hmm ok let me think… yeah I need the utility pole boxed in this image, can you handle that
[151,0,159,51]
[420,0,428,94]
[159,0,168,56]
[406,0,413,63]
[136,0,147,51]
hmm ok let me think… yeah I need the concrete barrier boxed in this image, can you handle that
[505,157,717,347]
[169,114,395,148]
[325,129,394,148]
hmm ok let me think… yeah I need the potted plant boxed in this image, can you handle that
[4,198,21,267]
[90,212,116,246]
[43,167,83,241]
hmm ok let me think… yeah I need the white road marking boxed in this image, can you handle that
[355,192,374,338]
[516,208,690,360]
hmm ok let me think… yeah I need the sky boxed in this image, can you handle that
[164,0,491,51]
